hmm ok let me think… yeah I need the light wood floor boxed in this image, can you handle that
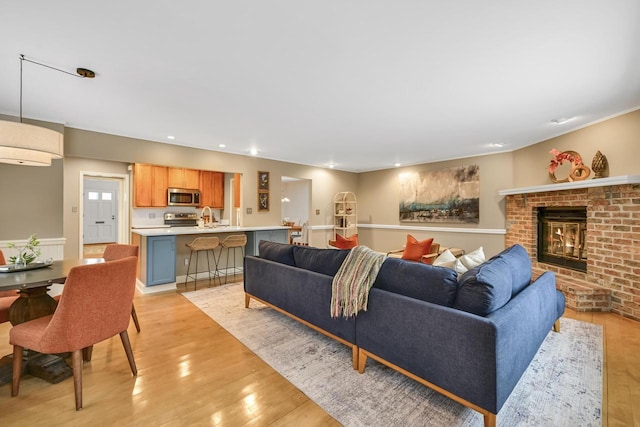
[83,243,111,259]
[0,282,638,426]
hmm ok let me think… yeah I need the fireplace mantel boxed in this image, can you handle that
[499,175,640,196]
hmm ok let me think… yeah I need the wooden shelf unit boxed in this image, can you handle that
[333,191,357,238]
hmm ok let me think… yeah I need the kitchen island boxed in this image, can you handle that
[131,226,289,293]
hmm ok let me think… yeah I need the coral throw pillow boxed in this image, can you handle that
[402,234,434,263]
[334,234,358,249]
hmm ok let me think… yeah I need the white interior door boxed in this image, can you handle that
[83,179,119,244]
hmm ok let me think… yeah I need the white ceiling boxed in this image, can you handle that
[1,1,639,172]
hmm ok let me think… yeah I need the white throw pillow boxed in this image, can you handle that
[459,246,485,270]
[434,249,469,274]
[433,249,457,269]
[454,259,469,274]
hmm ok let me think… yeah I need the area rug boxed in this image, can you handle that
[183,283,602,426]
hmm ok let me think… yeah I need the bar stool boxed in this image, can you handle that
[220,234,247,284]
[185,237,221,290]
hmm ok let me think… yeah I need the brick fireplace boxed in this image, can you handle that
[501,176,640,321]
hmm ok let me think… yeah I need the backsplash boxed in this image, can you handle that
[131,207,222,228]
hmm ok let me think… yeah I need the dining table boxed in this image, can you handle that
[0,258,104,325]
[0,258,105,385]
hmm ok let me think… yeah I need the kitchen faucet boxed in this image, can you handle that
[201,206,214,227]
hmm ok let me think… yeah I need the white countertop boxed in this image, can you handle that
[131,225,290,236]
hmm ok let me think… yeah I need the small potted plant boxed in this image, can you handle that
[7,234,42,266]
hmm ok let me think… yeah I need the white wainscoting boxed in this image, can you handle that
[356,224,506,234]
[0,237,66,262]
[0,237,66,297]
[308,224,506,234]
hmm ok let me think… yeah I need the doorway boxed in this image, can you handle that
[281,177,311,244]
[83,179,119,244]
[79,172,130,258]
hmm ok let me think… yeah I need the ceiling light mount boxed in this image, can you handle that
[76,68,95,78]
[550,117,573,125]
[20,54,96,79]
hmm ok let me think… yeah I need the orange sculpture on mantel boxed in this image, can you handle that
[548,149,591,183]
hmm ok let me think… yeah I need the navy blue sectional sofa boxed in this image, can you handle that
[243,241,565,427]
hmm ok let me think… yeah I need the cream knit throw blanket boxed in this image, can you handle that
[330,246,386,318]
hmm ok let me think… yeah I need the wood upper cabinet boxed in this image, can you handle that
[168,167,200,189]
[199,171,225,208]
[212,172,224,208]
[133,164,168,207]
[234,173,241,208]
[134,164,227,209]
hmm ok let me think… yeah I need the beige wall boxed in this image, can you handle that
[357,153,512,229]
[356,152,513,257]
[512,109,640,187]
[0,160,64,240]
[355,108,640,257]
[2,108,638,258]
[63,127,358,257]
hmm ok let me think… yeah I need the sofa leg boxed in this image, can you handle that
[244,293,250,308]
[553,319,560,333]
[351,346,358,370]
[357,349,367,374]
[483,412,496,427]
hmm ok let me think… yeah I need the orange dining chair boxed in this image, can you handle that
[103,244,141,333]
[10,256,138,410]
[0,250,20,324]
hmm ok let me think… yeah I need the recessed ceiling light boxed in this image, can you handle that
[490,143,504,148]
[250,148,258,156]
[550,117,573,125]
[219,143,226,148]
[328,163,335,169]
[167,135,175,140]
[394,163,401,167]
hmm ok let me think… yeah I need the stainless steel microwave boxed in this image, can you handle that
[167,188,201,206]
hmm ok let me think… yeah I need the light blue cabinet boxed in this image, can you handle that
[134,227,290,287]
[245,229,288,256]
[146,235,176,285]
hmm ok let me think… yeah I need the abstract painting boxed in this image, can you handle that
[399,165,479,223]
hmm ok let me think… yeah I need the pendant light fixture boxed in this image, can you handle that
[0,54,95,166]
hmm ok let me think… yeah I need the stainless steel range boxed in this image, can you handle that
[164,212,198,227]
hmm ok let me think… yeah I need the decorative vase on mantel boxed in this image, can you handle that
[591,150,608,179]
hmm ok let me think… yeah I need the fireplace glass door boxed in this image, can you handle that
[538,207,587,272]
[545,222,587,260]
